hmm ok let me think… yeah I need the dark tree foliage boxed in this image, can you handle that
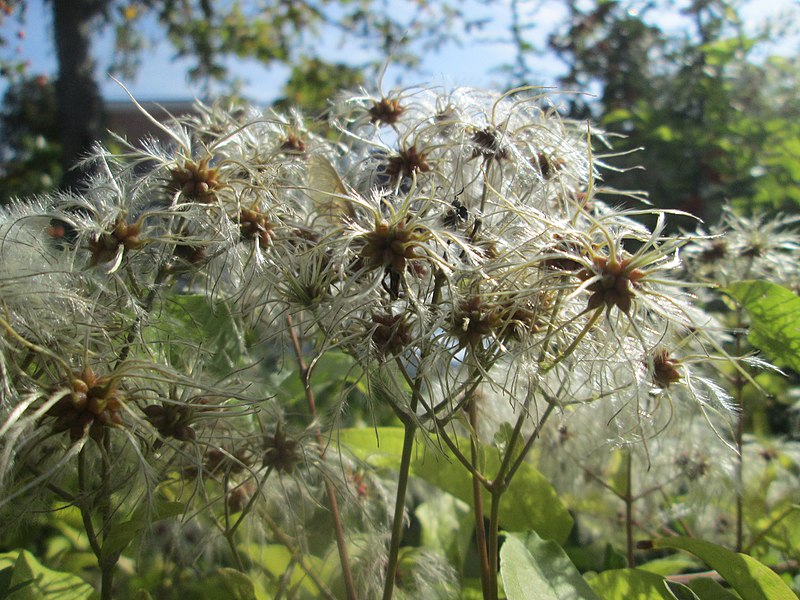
[504,0,800,221]
[0,75,61,201]
[0,0,481,196]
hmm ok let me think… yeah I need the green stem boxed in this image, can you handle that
[733,309,746,553]
[229,468,271,537]
[468,398,492,600]
[98,432,118,600]
[262,513,338,600]
[382,412,417,600]
[222,474,246,571]
[115,264,171,369]
[745,505,797,554]
[78,440,118,600]
[543,308,603,374]
[286,316,357,600]
[505,402,556,485]
[484,400,557,600]
[77,447,102,558]
[487,492,501,600]
[100,566,115,600]
[624,448,635,568]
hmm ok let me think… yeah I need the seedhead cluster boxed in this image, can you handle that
[0,82,771,598]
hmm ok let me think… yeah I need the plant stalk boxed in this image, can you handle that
[287,315,357,600]
[624,448,635,568]
[382,415,417,600]
[468,398,493,600]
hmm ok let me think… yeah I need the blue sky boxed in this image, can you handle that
[2,1,566,102]
[1,0,797,104]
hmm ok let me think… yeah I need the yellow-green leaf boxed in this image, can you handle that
[340,427,573,543]
[646,536,796,600]
[726,280,800,372]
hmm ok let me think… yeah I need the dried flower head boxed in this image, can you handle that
[262,422,302,474]
[369,96,405,125]
[46,368,124,442]
[169,157,222,203]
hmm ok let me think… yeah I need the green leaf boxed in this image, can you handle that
[588,569,683,600]
[241,544,323,597]
[101,499,185,560]
[500,531,601,600]
[460,579,485,600]
[0,550,93,600]
[0,567,16,597]
[666,581,701,600]
[685,578,741,600]
[726,280,800,372]
[416,493,473,569]
[159,294,245,375]
[646,537,796,600]
[213,569,257,600]
[638,555,698,577]
[340,427,572,543]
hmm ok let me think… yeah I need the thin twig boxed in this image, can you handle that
[286,315,357,600]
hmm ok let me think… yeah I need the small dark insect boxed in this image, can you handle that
[443,198,469,229]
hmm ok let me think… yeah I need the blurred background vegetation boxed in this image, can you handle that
[0,3,799,597]
[0,0,798,218]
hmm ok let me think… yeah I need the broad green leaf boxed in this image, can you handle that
[159,294,245,374]
[101,499,185,560]
[686,578,741,600]
[340,427,572,543]
[750,504,800,557]
[637,555,697,577]
[0,567,16,597]
[174,568,258,600]
[0,550,93,600]
[563,541,626,573]
[242,544,323,598]
[654,125,675,141]
[647,537,796,600]
[666,581,701,600]
[270,350,363,409]
[726,280,800,372]
[460,579,485,600]
[500,531,601,600]
[213,569,257,600]
[416,493,473,569]
[588,569,682,600]
[602,108,633,125]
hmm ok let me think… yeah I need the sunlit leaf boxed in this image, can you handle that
[685,578,740,600]
[726,280,800,372]
[0,550,93,600]
[416,493,473,569]
[644,536,796,600]
[500,531,601,600]
[340,427,572,543]
[588,569,684,600]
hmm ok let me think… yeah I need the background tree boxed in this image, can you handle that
[0,74,61,201]
[1,0,481,193]
[502,0,800,222]
[2,0,798,218]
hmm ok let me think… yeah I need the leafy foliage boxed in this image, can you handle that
[340,428,573,543]
[0,2,799,599]
[726,280,800,372]
[645,536,798,600]
[500,531,601,600]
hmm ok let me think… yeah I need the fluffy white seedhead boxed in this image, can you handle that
[0,82,758,596]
